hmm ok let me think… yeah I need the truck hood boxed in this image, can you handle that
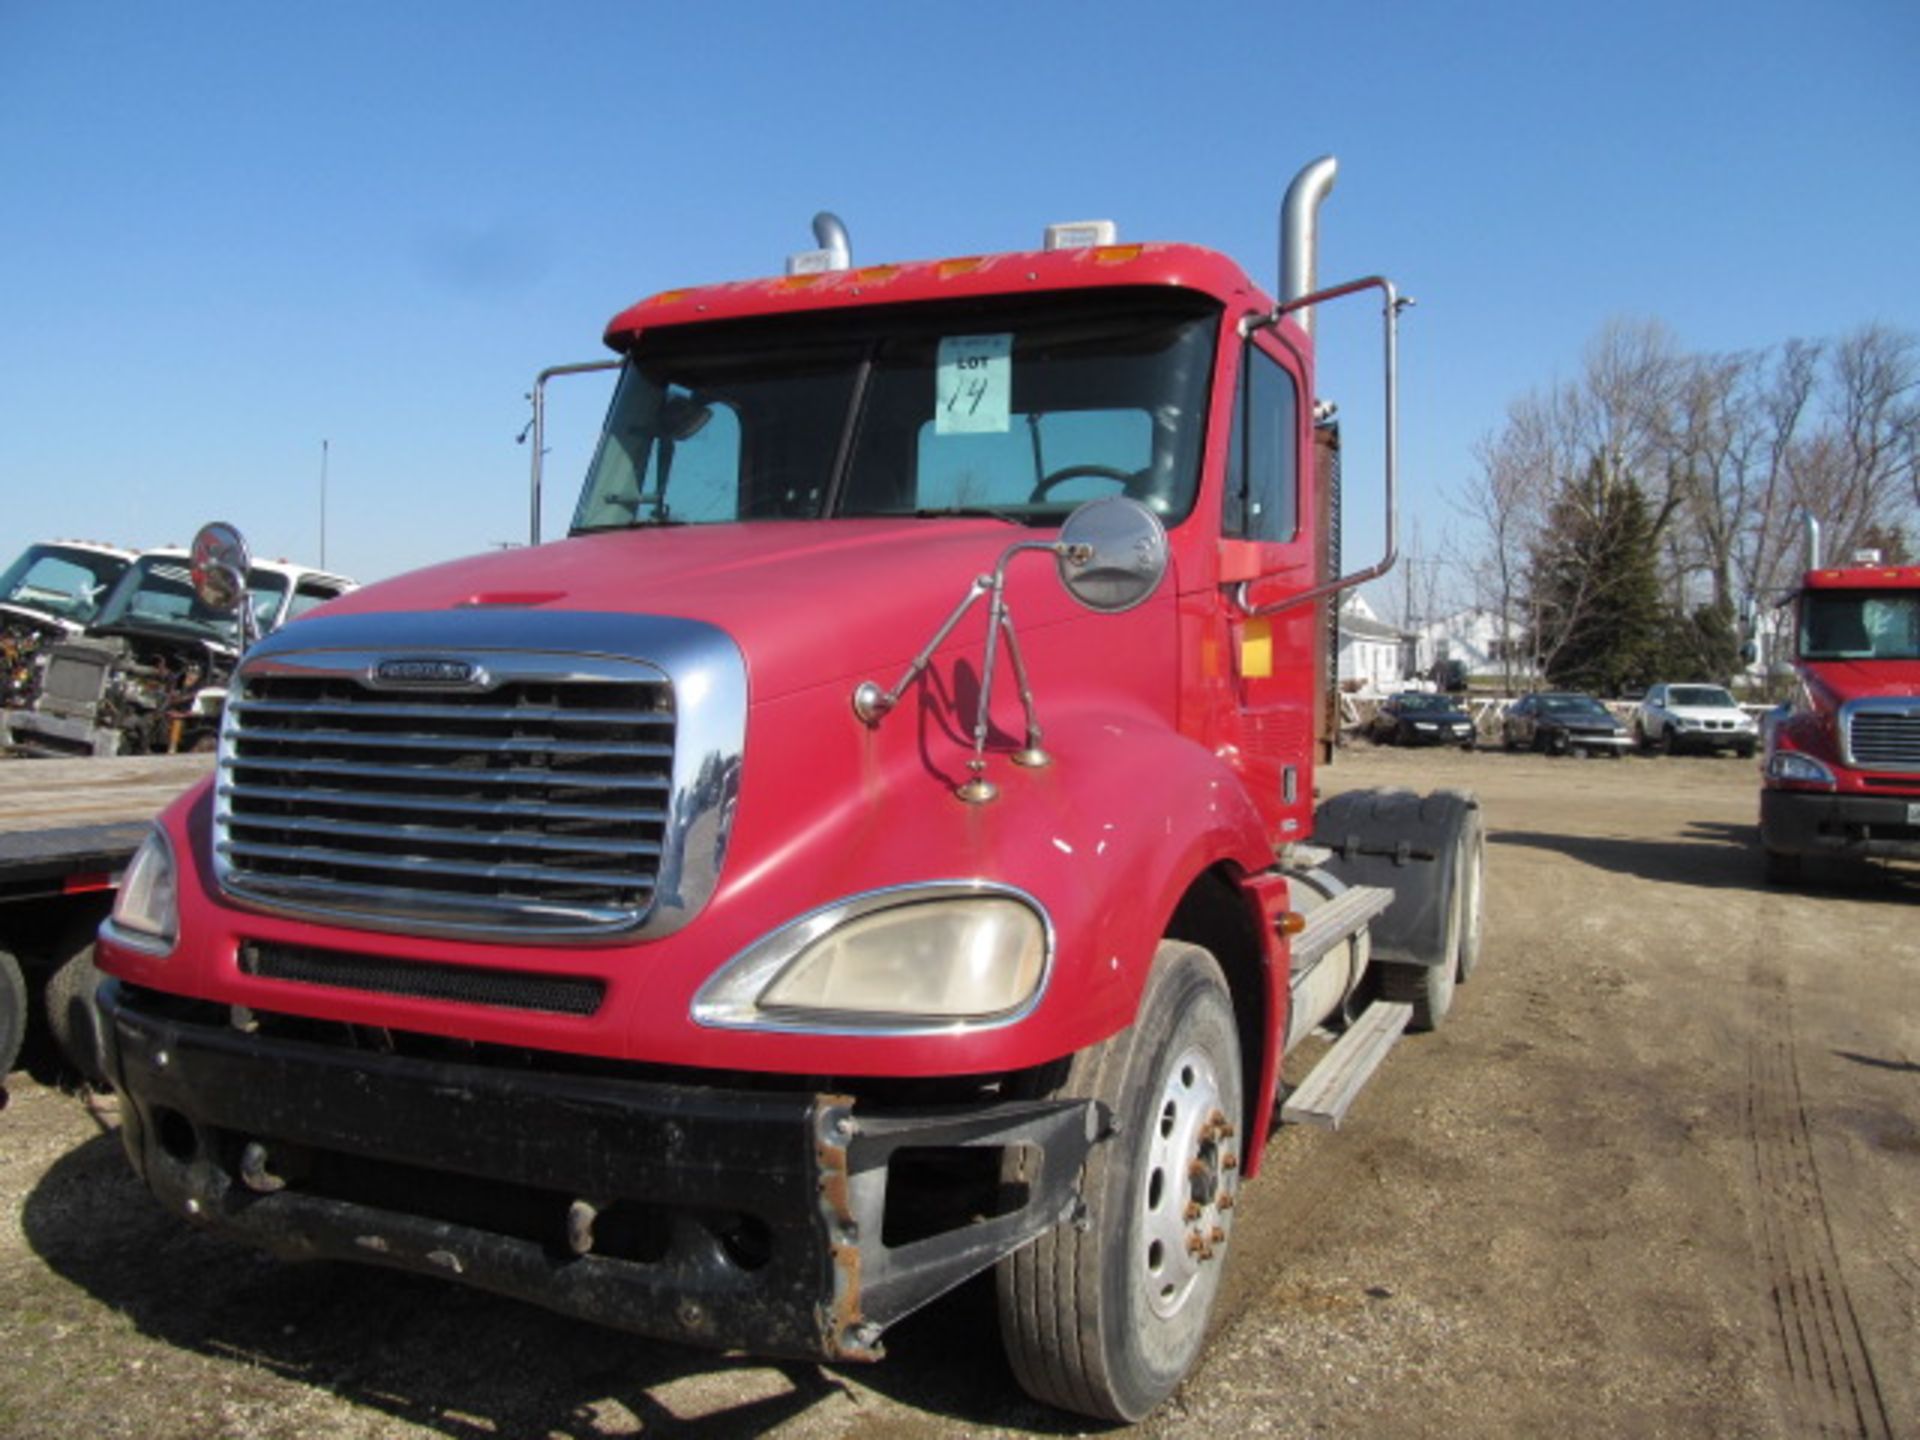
[1804,660,1920,708]
[318,520,1092,702]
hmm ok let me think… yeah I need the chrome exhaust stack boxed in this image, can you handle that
[1279,155,1339,337]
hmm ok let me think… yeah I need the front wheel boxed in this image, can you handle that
[998,941,1243,1421]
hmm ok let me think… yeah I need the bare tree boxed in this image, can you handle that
[1455,317,1919,699]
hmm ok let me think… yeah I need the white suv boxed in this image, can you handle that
[1632,683,1758,757]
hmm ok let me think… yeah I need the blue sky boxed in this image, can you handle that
[4,1,1916,594]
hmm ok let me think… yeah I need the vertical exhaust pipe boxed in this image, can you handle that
[1279,156,1338,336]
[789,212,852,275]
[1802,509,1822,570]
[812,212,851,271]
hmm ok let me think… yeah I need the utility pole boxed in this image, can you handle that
[320,439,330,569]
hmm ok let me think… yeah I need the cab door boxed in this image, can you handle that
[1218,329,1319,840]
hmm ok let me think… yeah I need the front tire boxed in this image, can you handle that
[998,941,1243,1422]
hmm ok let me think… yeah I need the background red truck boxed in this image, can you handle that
[91,158,1485,1421]
[1760,556,1920,883]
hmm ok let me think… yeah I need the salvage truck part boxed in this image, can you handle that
[94,156,1486,1421]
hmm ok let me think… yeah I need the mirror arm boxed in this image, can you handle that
[853,574,994,726]
[527,359,622,545]
[852,539,1070,726]
[1234,275,1407,619]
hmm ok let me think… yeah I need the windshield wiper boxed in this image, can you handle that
[571,519,687,534]
[905,506,1028,525]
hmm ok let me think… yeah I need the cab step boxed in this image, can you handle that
[1280,1000,1413,1130]
[1286,882,1395,972]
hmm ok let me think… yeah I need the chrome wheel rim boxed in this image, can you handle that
[1138,1043,1237,1320]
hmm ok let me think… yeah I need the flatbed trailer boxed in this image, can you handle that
[0,754,212,1091]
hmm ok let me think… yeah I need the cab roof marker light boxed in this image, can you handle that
[1045,220,1117,251]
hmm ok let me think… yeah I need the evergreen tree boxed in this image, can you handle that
[1528,455,1667,694]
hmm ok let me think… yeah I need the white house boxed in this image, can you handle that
[1409,606,1538,687]
[1337,593,1413,694]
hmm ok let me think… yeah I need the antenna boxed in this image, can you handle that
[319,438,330,569]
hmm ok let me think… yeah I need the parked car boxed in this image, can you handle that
[1501,692,1631,757]
[1367,690,1477,749]
[1631,682,1758,757]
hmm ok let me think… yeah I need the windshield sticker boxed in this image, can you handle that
[936,333,1013,435]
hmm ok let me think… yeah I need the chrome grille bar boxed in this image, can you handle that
[220,783,667,825]
[226,813,663,859]
[225,754,670,792]
[230,874,639,928]
[236,727,672,759]
[220,839,659,893]
[231,697,674,726]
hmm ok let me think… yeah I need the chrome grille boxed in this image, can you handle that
[1846,706,1920,774]
[219,665,675,934]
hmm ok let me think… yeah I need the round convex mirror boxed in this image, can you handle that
[189,521,252,614]
[1054,496,1169,613]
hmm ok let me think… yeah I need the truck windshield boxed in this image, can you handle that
[94,558,288,647]
[0,544,129,624]
[1800,591,1920,661]
[572,290,1219,532]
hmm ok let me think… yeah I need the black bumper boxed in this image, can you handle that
[1760,788,1920,861]
[98,982,1099,1361]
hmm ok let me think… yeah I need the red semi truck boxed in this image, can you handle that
[92,158,1485,1421]
[1760,555,1920,884]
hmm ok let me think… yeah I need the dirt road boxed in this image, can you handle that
[2,745,1914,1438]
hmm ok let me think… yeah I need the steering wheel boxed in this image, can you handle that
[1029,464,1143,503]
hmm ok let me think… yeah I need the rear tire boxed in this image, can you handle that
[1315,789,1486,1027]
[1378,942,1456,1030]
[43,948,107,1087]
[0,950,27,1079]
[998,941,1242,1422]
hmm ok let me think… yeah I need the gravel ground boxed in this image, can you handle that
[2,742,1914,1439]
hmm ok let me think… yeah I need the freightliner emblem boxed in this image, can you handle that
[374,657,481,686]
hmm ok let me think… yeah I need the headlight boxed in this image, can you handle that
[694,885,1050,1033]
[108,827,178,952]
[1766,751,1836,788]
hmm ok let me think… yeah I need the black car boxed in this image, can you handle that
[1367,691,1477,749]
[1501,692,1631,757]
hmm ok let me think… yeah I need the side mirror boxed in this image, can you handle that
[1055,496,1168,614]
[190,521,251,614]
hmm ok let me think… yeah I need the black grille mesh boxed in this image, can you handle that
[240,940,606,1016]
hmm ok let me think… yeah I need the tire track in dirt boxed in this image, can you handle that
[1746,943,1895,1440]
